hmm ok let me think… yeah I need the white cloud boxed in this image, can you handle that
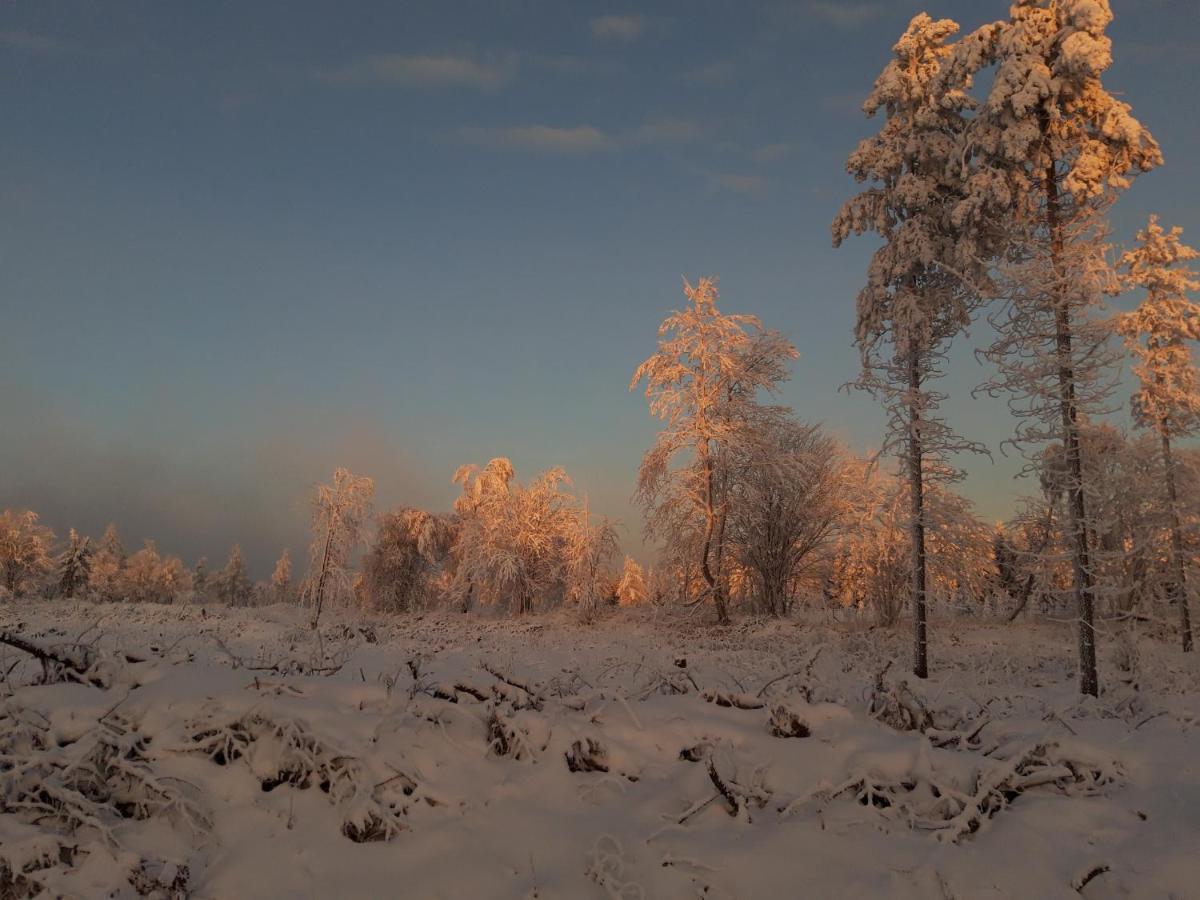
[459,124,615,154]
[317,53,517,90]
[590,14,646,42]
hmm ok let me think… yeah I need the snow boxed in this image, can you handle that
[2,598,1198,898]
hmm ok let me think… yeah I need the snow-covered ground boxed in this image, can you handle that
[2,599,1198,899]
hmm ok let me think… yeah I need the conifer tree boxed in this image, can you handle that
[834,14,991,676]
[1116,217,1200,651]
[952,0,1162,694]
[56,528,93,598]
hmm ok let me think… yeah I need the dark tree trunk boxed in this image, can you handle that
[1045,158,1100,696]
[907,352,929,679]
[1161,422,1194,652]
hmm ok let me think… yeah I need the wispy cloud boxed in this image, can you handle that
[459,124,615,154]
[317,52,517,90]
[590,14,646,42]
[458,117,703,155]
[0,28,64,54]
[750,142,794,164]
[703,171,771,195]
[680,59,736,86]
[804,2,884,31]
[629,117,703,145]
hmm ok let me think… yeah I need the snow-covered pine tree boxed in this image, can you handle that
[631,277,798,624]
[303,468,374,627]
[271,548,293,605]
[834,14,991,677]
[56,528,93,598]
[952,0,1161,695]
[1116,217,1200,651]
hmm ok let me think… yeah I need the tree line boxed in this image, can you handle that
[2,2,1197,699]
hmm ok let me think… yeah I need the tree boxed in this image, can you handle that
[89,524,126,602]
[615,556,648,606]
[834,13,993,677]
[449,458,580,615]
[564,499,619,622]
[303,468,374,626]
[631,277,798,624]
[213,544,252,607]
[954,0,1161,695]
[271,548,294,605]
[56,528,93,598]
[361,508,454,613]
[121,540,192,604]
[0,510,55,596]
[727,419,846,616]
[1115,217,1200,651]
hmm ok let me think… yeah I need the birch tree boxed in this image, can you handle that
[0,510,55,596]
[834,14,992,676]
[953,0,1161,695]
[1116,216,1200,651]
[271,548,293,604]
[303,467,374,627]
[89,524,126,602]
[631,277,797,624]
[362,508,454,613]
[213,544,252,607]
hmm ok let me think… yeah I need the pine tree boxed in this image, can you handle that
[56,528,93,598]
[953,0,1162,695]
[833,14,991,675]
[271,548,293,604]
[1116,217,1200,651]
[615,556,648,606]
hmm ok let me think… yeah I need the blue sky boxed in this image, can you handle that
[2,0,1197,576]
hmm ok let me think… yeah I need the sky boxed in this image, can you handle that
[2,0,1198,577]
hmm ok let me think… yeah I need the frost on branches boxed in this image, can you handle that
[952,0,1162,696]
[301,468,375,627]
[1116,217,1200,651]
[834,13,991,678]
[631,277,798,624]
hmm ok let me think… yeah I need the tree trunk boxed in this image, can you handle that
[309,524,335,629]
[698,439,729,624]
[1160,422,1194,652]
[907,352,929,679]
[1045,159,1100,696]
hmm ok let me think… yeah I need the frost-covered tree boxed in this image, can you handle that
[302,468,374,627]
[89,524,127,602]
[56,528,93,599]
[450,459,581,614]
[834,13,993,677]
[727,419,846,616]
[362,508,454,613]
[1115,217,1200,651]
[953,0,1162,695]
[564,500,619,622]
[120,540,192,604]
[270,548,293,605]
[631,277,798,624]
[213,544,253,607]
[0,509,55,596]
[192,557,209,603]
[615,556,648,606]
